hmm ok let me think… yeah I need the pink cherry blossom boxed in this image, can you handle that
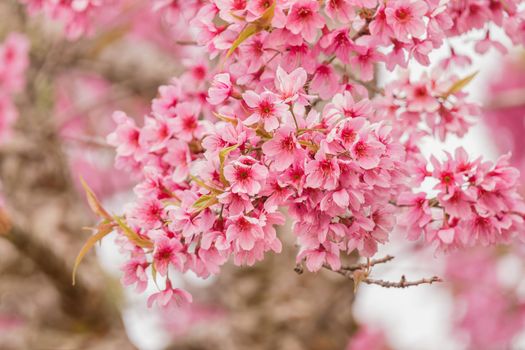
[207,73,233,105]
[224,156,268,195]
[274,66,308,102]
[242,90,290,131]
[121,251,149,293]
[226,214,264,251]
[385,1,428,42]
[262,126,303,171]
[285,0,325,43]
[152,236,186,276]
[305,153,341,190]
[147,280,193,309]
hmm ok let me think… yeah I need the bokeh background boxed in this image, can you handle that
[0,1,524,349]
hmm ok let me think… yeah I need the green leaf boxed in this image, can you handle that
[443,71,478,98]
[113,215,153,249]
[72,223,113,285]
[80,176,112,220]
[151,262,160,290]
[219,144,240,185]
[189,175,223,194]
[226,24,258,59]
[193,194,218,211]
[213,112,238,126]
[225,1,275,59]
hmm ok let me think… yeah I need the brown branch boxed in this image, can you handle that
[339,255,394,272]
[363,275,442,289]
[2,224,124,331]
[321,256,442,289]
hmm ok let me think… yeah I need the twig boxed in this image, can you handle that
[363,275,442,289]
[339,255,394,272]
[322,257,442,289]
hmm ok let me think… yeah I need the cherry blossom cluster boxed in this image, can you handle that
[192,0,525,78]
[0,32,29,142]
[399,149,525,252]
[376,71,479,141]
[95,0,525,308]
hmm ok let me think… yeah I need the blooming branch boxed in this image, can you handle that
[52,0,525,309]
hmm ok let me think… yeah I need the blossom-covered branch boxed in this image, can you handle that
[55,0,525,310]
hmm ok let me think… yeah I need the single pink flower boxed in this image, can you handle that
[385,0,428,42]
[152,236,186,276]
[207,73,233,105]
[224,156,268,195]
[242,90,290,131]
[350,131,385,170]
[152,83,183,117]
[121,251,149,293]
[305,153,341,190]
[274,66,308,102]
[262,126,303,171]
[147,280,193,309]
[324,0,354,23]
[226,214,265,250]
[285,0,325,43]
[297,242,341,272]
[310,64,339,99]
[107,111,142,158]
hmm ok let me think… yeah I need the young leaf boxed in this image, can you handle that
[443,71,478,98]
[113,215,153,249]
[225,1,275,58]
[193,194,218,211]
[72,222,113,285]
[80,176,112,220]
[352,269,369,293]
[213,112,238,126]
[190,175,223,194]
[151,262,160,290]
[219,144,240,185]
[226,24,258,59]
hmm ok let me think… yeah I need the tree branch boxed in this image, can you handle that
[339,255,394,272]
[363,275,442,289]
[320,255,442,289]
[2,223,124,330]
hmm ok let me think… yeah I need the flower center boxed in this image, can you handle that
[183,116,197,131]
[236,168,251,180]
[395,8,412,22]
[341,128,356,143]
[297,7,312,18]
[354,141,367,157]
[259,100,274,118]
[280,135,295,151]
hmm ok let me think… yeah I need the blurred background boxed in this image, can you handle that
[0,1,525,349]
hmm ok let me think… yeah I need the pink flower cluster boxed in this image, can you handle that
[101,0,525,308]
[0,33,29,142]
[376,71,479,141]
[399,149,525,252]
